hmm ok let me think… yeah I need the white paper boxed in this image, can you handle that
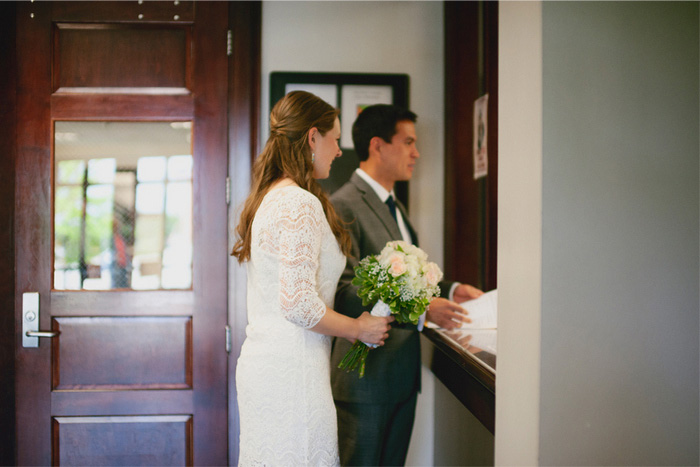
[460,329,497,354]
[285,84,338,108]
[340,85,393,148]
[443,328,497,354]
[460,289,497,329]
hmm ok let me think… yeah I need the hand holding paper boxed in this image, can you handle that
[459,289,498,329]
[426,297,471,329]
[453,283,484,303]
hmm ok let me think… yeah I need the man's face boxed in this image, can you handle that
[376,120,420,183]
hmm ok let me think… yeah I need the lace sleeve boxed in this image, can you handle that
[277,191,327,328]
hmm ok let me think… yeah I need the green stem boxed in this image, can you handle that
[337,341,371,378]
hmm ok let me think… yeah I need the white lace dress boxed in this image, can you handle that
[236,186,345,466]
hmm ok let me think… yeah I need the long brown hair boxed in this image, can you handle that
[231,91,351,262]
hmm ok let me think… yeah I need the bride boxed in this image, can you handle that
[232,91,393,465]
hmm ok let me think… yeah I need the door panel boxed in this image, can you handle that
[16,2,229,465]
[54,24,191,93]
[53,316,192,390]
[53,415,193,466]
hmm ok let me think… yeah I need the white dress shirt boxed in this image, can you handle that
[355,169,412,244]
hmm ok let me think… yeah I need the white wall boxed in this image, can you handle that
[495,2,543,465]
[260,2,445,266]
[260,2,444,464]
[497,2,700,465]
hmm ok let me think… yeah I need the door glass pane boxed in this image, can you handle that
[54,121,193,291]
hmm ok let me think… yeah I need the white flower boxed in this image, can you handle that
[403,243,428,261]
[379,241,407,259]
[379,248,404,265]
[423,262,443,286]
[404,254,421,277]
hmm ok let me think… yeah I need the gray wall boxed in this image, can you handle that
[433,380,494,466]
[540,2,699,464]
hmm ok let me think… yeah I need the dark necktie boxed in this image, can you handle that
[385,195,397,222]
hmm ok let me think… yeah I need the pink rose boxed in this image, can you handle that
[424,262,443,286]
[388,255,407,277]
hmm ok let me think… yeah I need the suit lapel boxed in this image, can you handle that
[350,173,404,241]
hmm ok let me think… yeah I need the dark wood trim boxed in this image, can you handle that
[229,1,261,168]
[484,1,499,290]
[15,2,54,464]
[422,330,495,434]
[444,0,481,288]
[51,94,195,120]
[191,3,230,465]
[423,328,495,392]
[227,2,261,464]
[51,1,196,23]
[52,390,194,415]
[0,3,17,465]
[50,291,195,316]
[440,0,498,434]
[444,1,498,292]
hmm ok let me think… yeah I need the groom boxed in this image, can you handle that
[330,104,483,466]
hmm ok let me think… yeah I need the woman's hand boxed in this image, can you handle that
[354,312,394,346]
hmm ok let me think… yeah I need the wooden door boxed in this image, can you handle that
[15,2,230,465]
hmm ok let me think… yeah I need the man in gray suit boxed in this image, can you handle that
[330,104,483,466]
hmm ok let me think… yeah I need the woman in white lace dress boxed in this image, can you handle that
[232,91,393,466]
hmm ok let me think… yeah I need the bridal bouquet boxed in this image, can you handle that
[337,240,443,377]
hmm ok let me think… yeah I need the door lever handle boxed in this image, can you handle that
[22,292,59,347]
[25,331,59,338]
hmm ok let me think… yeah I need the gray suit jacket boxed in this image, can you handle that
[330,173,453,404]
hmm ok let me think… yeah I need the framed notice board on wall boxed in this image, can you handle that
[270,72,410,204]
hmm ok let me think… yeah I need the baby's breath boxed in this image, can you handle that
[339,241,443,378]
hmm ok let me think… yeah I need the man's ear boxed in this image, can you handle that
[308,127,318,151]
[369,136,383,156]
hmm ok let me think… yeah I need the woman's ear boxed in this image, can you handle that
[308,127,318,151]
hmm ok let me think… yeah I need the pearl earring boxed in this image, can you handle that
[311,153,315,164]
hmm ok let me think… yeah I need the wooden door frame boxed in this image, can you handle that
[444,1,498,291]
[0,3,18,466]
[0,2,260,464]
[226,2,261,464]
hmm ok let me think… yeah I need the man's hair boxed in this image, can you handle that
[351,104,417,161]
